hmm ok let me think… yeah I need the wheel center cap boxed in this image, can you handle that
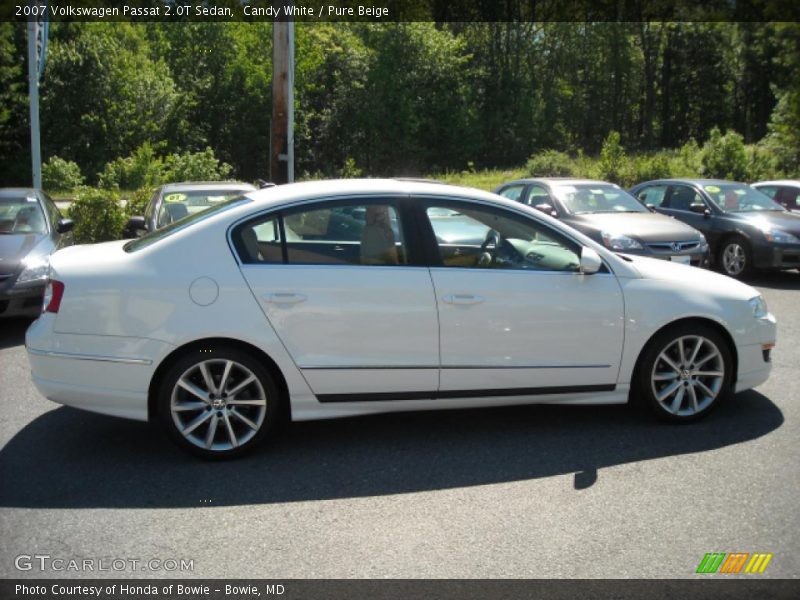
[680,369,691,380]
[211,397,226,409]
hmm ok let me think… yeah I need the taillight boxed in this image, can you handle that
[43,280,65,313]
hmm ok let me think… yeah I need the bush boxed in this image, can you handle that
[68,187,124,244]
[745,144,778,182]
[598,131,630,185]
[630,151,672,185]
[97,142,164,190]
[42,156,84,192]
[163,147,232,182]
[526,150,577,177]
[700,127,748,180]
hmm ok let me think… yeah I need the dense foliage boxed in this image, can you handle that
[67,186,124,244]
[1,21,798,188]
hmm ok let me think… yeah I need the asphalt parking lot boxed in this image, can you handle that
[0,271,798,579]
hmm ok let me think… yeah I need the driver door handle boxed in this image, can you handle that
[442,294,484,305]
[264,292,307,304]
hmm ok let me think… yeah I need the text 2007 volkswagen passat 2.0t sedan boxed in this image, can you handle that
[26,180,777,458]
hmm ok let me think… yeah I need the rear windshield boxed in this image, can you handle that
[124,196,251,252]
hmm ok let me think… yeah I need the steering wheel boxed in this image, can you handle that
[478,229,502,267]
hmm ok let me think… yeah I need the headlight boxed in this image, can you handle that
[16,255,50,285]
[763,229,800,244]
[601,232,643,251]
[749,295,768,319]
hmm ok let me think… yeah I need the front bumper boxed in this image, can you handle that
[734,312,777,393]
[0,283,45,318]
[619,246,710,268]
[752,243,800,270]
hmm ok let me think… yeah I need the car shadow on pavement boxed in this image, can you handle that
[0,391,782,509]
[0,318,31,350]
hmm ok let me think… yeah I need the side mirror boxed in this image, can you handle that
[645,203,656,212]
[124,216,147,238]
[579,246,603,275]
[534,203,558,218]
[689,203,710,217]
[56,218,74,234]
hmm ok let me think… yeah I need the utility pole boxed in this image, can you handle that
[27,18,42,189]
[270,7,294,184]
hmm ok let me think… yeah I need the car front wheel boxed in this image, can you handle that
[718,237,752,278]
[638,324,733,422]
[158,346,280,458]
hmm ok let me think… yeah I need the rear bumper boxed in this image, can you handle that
[25,315,174,421]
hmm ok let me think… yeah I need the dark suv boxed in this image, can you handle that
[630,179,800,278]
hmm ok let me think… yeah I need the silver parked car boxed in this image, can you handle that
[124,181,256,237]
[0,188,74,318]
[495,178,710,267]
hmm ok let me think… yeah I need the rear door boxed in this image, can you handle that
[233,196,440,399]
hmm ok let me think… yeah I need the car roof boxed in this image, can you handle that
[633,178,740,187]
[159,181,256,192]
[501,178,618,188]
[0,188,40,197]
[752,180,800,186]
[234,178,505,213]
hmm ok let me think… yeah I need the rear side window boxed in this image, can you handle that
[233,200,408,267]
[498,185,525,202]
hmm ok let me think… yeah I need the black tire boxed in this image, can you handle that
[637,323,734,423]
[717,236,753,279]
[158,345,282,459]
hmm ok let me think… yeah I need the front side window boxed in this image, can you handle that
[552,183,647,215]
[665,185,705,212]
[526,185,552,207]
[234,201,408,267]
[424,201,581,272]
[0,195,47,234]
[498,185,525,202]
[776,187,800,210]
[636,185,668,207]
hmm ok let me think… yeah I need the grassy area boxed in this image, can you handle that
[431,167,529,191]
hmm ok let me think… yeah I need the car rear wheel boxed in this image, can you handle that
[718,237,752,278]
[158,346,280,458]
[638,324,733,422]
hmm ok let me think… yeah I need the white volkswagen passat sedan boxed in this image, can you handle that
[26,179,776,458]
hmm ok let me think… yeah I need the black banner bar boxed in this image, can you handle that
[3,0,800,23]
[2,579,799,600]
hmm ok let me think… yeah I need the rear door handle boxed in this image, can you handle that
[442,294,484,305]
[264,292,307,304]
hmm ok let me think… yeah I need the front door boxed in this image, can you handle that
[418,199,625,394]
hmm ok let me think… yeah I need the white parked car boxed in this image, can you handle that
[752,180,800,213]
[26,180,777,458]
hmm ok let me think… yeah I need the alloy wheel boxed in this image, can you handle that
[650,335,725,417]
[722,242,746,276]
[170,359,268,452]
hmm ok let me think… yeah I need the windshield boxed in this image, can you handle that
[551,184,647,215]
[157,189,251,228]
[702,183,785,213]
[125,196,251,252]
[0,195,47,235]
